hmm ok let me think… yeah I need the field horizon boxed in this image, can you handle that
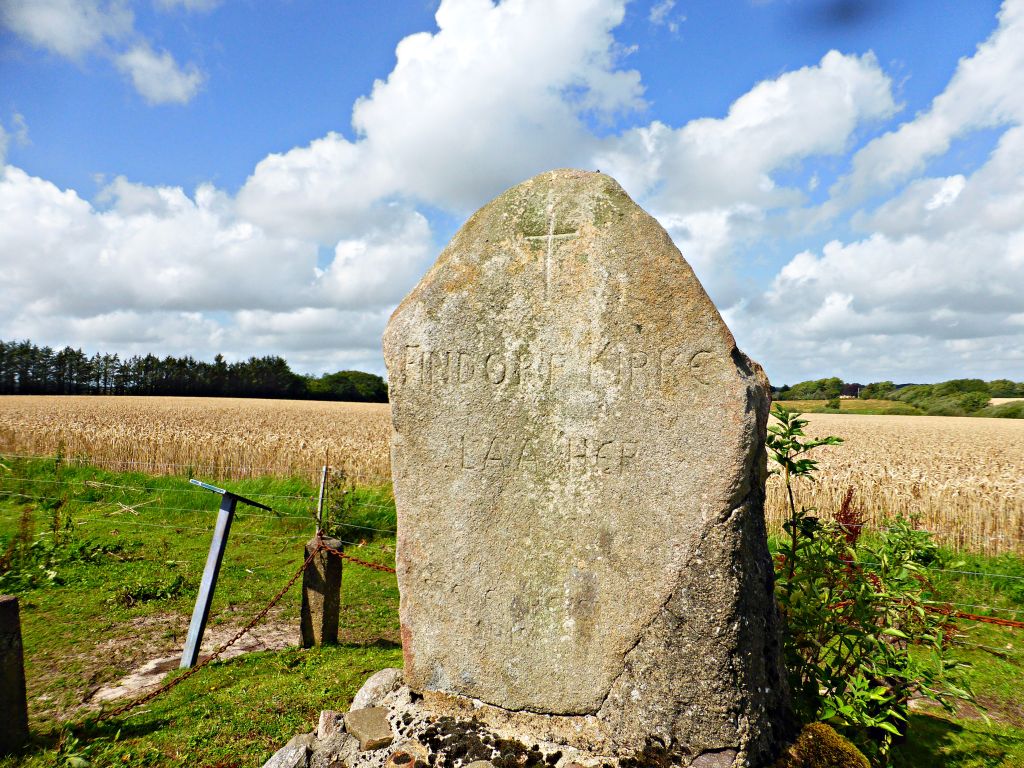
[1,394,1022,555]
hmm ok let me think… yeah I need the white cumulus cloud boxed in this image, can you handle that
[599,51,896,211]
[0,0,132,58]
[0,0,206,104]
[0,168,317,317]
[3,0,1023,382]
[239,0,644,240]
[115,44,204,105]
[155,0,220,11]
[831,0,1024,206]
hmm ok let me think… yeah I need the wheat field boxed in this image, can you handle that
[0,395,392,485]
[0,397,1022,552]
[765,413,1024,555]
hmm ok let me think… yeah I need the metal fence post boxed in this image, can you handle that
[180,480,273,668]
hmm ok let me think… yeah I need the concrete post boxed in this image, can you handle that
[1,595,29,754]
[300,537,342,647]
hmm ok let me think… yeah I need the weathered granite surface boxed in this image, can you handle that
[383,169,790,765]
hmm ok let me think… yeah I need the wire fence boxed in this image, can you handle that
[2,449,1021,579]
[0,453,1020,584]
[39,530,1024,729]
[0,451,391,487]
[0,455,401,731]
[0,474,317,500]
[0,447,1022,747]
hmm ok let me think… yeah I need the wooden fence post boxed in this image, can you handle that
[300,537,342,647]
[1,595,29,754]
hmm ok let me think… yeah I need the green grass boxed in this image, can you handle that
[2,456,1023,767]
[0,455,399,768]
[894,560,1024,767]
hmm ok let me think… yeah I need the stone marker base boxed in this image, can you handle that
[264,669,762,768]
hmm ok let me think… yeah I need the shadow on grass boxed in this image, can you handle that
[894,713,1024,768]
[7,714,173,763]
[349,637,401,651]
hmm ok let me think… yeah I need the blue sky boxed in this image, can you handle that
[1,0,1022,385]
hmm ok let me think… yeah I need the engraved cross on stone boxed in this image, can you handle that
[524,201,578,300]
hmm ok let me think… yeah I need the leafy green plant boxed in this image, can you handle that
[0,517,134,592]
[826,397,841,410]
[768,405,975,764]
[321,467,396,543]
[766,404,843,580]
[110,573,192,607]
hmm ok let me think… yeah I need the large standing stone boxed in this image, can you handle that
[383,169,789,765]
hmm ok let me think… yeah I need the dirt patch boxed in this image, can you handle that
[27,605,396,725]
[88,615,298,705]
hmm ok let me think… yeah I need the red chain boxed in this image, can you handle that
[319,538,396,574]
[926,604,1024,630]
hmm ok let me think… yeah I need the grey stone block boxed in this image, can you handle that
[0,596,29,755]
[310,733,359,768]
[344,707,394,751]
[383,169,792,764]
[351,668,403,711]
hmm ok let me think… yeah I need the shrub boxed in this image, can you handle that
[776,377,844,401]
[987,378,1024,397]
[767,405,975,764]
[893,385,991,415]
[977,401,1024,419]
[825,397,841,410]
[859,382,895,400]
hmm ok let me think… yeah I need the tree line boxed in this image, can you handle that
[0,339,388,403]
[774,376,1024,417]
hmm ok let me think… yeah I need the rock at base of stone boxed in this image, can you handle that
[263,676,809,768]
[689,750,739,768]
[345,707,395,751]
[352,668,404,711]
[326,681,780,767]
[287,733,318,751]
[262,743,309,768]
[319,710,344,740]
[310,733,360,768]
[384,739,430,768]
[772,723,869,768]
